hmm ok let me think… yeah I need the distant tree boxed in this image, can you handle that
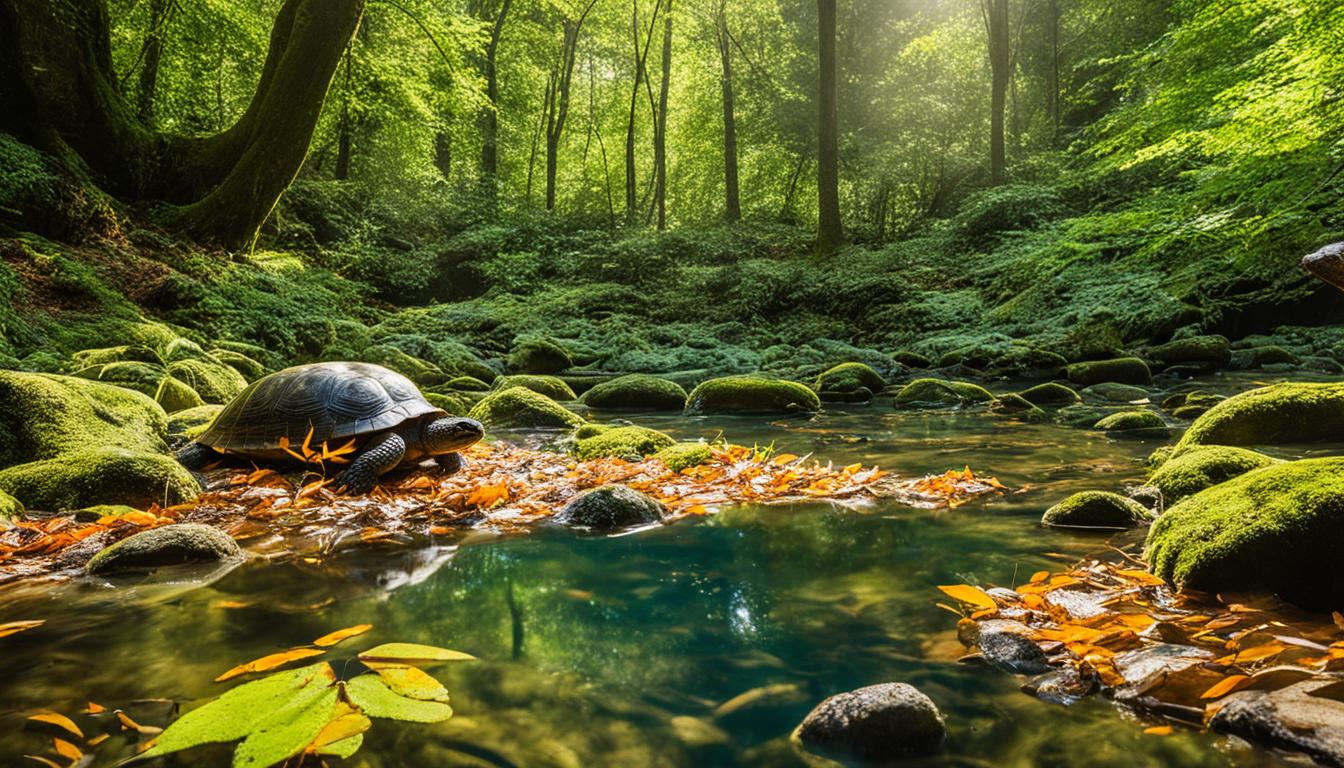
[816,0,844,252]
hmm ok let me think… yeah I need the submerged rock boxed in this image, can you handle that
[1148,446,1280,504]
[1065,357,1152,386]
[1018,382,1080,406]
[1042,491,1153,529]
[580,374,687,411]
[1210,680,1344,767]
[989,393,1046,420]
[86,523,242,575]
[1146,457,1344,610]
[1146,335,1231,370]
[977,624,1051,675]
[574,425,676,461]
[793,683,945,762]
[984,347,1068,379]
[1079,382,1149,403]
[491,374,577,401]
[1093,410,1169,439]
[814,362,883,403]
[685,376,821,415]
[893,378,994,408]
[1175,382,1344,453]
[507,338,573,374]
[467,387,585,429]
[555,485,667,530]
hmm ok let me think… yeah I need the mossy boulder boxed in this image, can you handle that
[1146,335,1232,369]
[0,447,199,511]
[892,378,994,408]
[1175,383,1344,453]
[1237,346,1301,369]
[814,363,885,399]
[166,358,248,404]
[574,425,676,461]
[74,361,206,413]
[209,349,267,381]
[1093,410,1169,439]
[1018,382,1080,406]
[1148,446,1281,504]
[1055,405,1108,429]
[72,344,161,368]
[654,442,714,473]
[86,523,242,575]
[984,347,1068,379]
[580,374,688,411]
[166,404,222,440]
[0,371,170,469]
[685,376,821,415]
[357,345,447,386]
[555,485,667,531]
[162,337,211,363]
[1066,357,1152,386]
[1079,382,1150,403]
[424,392,470,416]
[1145,458,1344,610]
[445,376,491,392]
[1042,491,1154,529]
[989,393,1045,420]
[892,351,932,369]
[492,374,577,401]
[467,387,584,429]
[507,339,572,374]
[0,489,23,525]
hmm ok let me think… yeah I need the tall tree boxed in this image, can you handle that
[476,0,513,200]
[542,0,599,211]
[0,0,366,248]
[816,0,844,252]
[1047,0,1061,143]
[336,42,355,181]
[625,0,661,223]
[982,0,1010,185]
[714,0,740,223]
[654,0,673,230]
[133,0,173,125]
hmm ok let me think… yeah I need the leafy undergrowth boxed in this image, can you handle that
[941,545,1344,733]
[0,444,1006,583]
[18,625,470,768]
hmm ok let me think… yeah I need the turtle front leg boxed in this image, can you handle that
[176,441,223,471]
[436,452,466,476]
[338,432,407,495]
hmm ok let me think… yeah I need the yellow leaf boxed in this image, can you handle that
[1201,674,1250,700]
[465,480,509,508]
[1216,643,1286,666]
[214,647,326,682]
[363,662,450,701]
[1115,569,1166,586]
[27,712,82,739]
[313,624,373,648]
[84,702,105,715]
[86,734,109,746]
[301,424,316,460]
[52,738,81,761]
[1028,570,1049,584]
[0,619,44,638]
[308,709,371,752]
[937,584,998,610]
[358,642,475,665]
[1143,725,1174,735]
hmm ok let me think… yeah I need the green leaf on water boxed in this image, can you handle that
[232,679,341,767]
[137,662,335,761]
[344,674,454,722]
[312,732,364,759]
[357,642,475,665]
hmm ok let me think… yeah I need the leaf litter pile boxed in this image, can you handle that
[940,540,1344,739]
[0,442,1007,583]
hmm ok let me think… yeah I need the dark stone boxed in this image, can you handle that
[86,523,242,575]
[555,485,667,531]
[978,625,1051,675]
[794,683,945,762]
[1210,680,1344,767]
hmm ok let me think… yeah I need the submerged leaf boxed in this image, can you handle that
[357,643,475,665]
[343,675,454,723]
[0,619,45,638]
[27,712,82,739]
[232,678,341,768]
[215,648,326,682]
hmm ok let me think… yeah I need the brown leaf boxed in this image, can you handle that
[27,712,82,739]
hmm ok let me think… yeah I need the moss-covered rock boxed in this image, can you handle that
[989,393,1046,420]
[1237,346,1301,369]
[166,404,222,440]
[574,425,676,461]
[73,504,139,523]
[892,378,994,408]
[162,337,211,363]
[1145,458,1344,609]
[492,374,577,401]
[73,361,206,413]
[0,371,170,469]
[1148,446,1280,504]
[1093,410,1169,439]
[209,349,267,381]
[580,374,688,411]
[654,442,714,472]
[356,345,448,386]
[984,347,1068,379]
[1065,357,1152,386]
[72,344,161,368]
[1018,382,1081,406]
[0,447,199,511]
[892,351,932,369]
[0,489,23,525]
[166,358,248,404]
[445,376,491,392]
[1042,491,1154,529]
[1056,405,1108,429]
[1175,383,1344,453]
[1079,382,1150,403]
[555,485,667,530]
[467,387,584,429]
[507,339,572,374]
[814,363,885,398]
[86,523,242,575]
[424,392,470,416]
[685,376,822,415]
[1146,335,1232,369]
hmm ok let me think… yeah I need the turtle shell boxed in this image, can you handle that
[198,362,445,454]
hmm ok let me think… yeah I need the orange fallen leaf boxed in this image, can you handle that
[84,702,105,715]
[214,647,326,682]
[0,619,44,638]
[937,585,998,610]
[1143,725,1174,735]
[116,710,161,735]
[27,712,82,739]
[1201,674,1250,699]
[52,738,81,761]
[22,757,62,768]
[313,624,373,648]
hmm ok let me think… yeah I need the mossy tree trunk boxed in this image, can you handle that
[0,0,365,249]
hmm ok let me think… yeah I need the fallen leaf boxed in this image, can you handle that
[22,757,62,768]
[27,712,82,739]
[937,585,998,610]
[358,643,475,665]
[362,662,450,701]
[1201,674,1249,700]
[84,702,105,715]
[313,624,373,648]
[215,648,327,682]
[52,738,81,761]
[1143,725,1173,735]
[0,619,44,638]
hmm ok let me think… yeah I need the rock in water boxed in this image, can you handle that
[793,683,945,762]
[1210,680,1344,767]
[1042,491,1154,529]
[977,624,1052,675]
[556,485,667,531]
[86,523,242,574]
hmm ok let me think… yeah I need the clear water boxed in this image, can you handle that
[1,374,1329,767]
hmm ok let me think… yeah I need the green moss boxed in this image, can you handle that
[166,358,248,404]
[1065,357,1152,386]
[1093,410,1169,439]
[1146,335,1231,368]
[0,371,169,469]
[155,375,207,413]
[424,391,470,415]
[507,338,573,374]
[892,378,994,408]
[1175,383,1344,453]
[574,423,610,440]
[86,523,241,575]
[1042,491,1153,529]
[0,489,23,524]
[162,338,210,363]
[989,393,1046,420]
[1056,405,1108,429]
[580,374,687,411]
[685,376,822,415]
[654,442,714,472]
[72,344,161,368]
[814,363,885,395]
[467,387,585,429]
[73,504,139,523]
[1079,382,1150,403]
[166,405,222,440]
[1148,446,1280,504]
[1145,458,1344,610]
[574,425,676,461]
[492,374,577,401]
[356,345,448,386]
[1018,382,1081,406]
[209,349,267,381]
[445,376,491,392]
[1242,346,1300,368]
[984,347,1067,378]
[0,447,199,511]
[892,351,931,368]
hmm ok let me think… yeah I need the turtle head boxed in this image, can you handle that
[423,416,485,455]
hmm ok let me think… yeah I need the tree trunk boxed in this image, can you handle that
[478,0,512,201]
[716,2,740,223]
[1,0,366,248]
[816,0,844,253]
[654,0,672,230]
[985,0,1010,185]
[543,0,599,212]
[625,0,660,224]
[335,43,353,181]
[1049,0,1061,143]
[135,0,171,125]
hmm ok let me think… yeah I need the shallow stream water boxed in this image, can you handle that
[1,372,1338,767]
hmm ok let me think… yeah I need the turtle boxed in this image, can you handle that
[175,362,484,494]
